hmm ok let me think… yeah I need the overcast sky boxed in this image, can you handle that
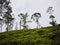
[10,0,60,29]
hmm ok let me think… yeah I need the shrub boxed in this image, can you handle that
[37,30,44,35]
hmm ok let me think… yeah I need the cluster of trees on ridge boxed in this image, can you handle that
[0,0,58,32]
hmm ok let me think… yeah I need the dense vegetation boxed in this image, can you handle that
[0,25,60,45]
[0,0,60,45]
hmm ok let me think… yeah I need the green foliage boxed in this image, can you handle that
[0,26,60,45]
[31,12,41,28]
[47,6,57,27]
[49,20,57,27]
[37,30,44,35]
[0,0,14,32]
[18,13,29,29]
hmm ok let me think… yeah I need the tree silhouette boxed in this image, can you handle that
[3,12,14,31]
[2,0,14,32]
[18,13,28,29]
[50,15,55,21]
[47,7,54,15]
[0,0,10,31]
[47,6,57,26]
[31,12,41,28]
[49,15,57,27]
[18,13,31,29]
[0,0,7,31]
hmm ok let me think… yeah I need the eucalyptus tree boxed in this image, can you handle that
[2,0,14,32]
[47,6,57,26]
[18,13,31,29]
[0,0,8,31]
[3,12,14,31]
[31,12,41,28]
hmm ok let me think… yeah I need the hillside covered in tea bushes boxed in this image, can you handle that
[0,25,60,45]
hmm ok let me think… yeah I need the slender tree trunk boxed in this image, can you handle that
[6,24,9,32]
[36,19,39,28]
[23,20,26,29]
[6,25,8,32]
[52,18,54,22]
[37,22,38,28]
[20,20,21,29]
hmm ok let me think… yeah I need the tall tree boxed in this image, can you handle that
[3,11,14,32]
[18,13,31,29]
[47,6,57,26]
[0,0,8,31]
[31,12,41,28]
[0,0,14,31]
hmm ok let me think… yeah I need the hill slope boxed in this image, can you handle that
[0,26,60,45]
